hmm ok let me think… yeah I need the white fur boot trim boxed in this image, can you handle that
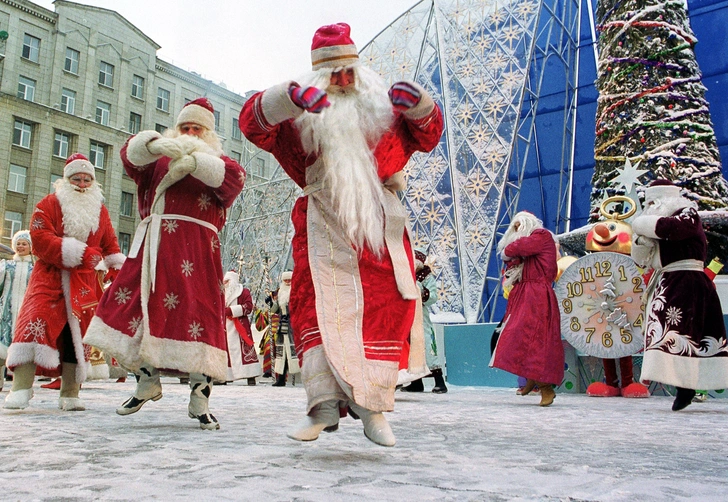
[59,397,86,411]
[287,400,340,441]
[349,402,396,447]
[4,388,34,409]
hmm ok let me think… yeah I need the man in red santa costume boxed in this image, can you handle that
[490,211,564,407]
[631,179,728,411]
[239,23,443,446]
[85,98,245,430]
[4,154,124,411]
[223,271,262,385]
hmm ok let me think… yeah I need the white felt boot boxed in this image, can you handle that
[58,363,85,411]
[349,402,396,447]
[286,400,340,441]
[4,363,35,409]
[4,389,33,409]
[116,365,162,415]
[188,373,219,430]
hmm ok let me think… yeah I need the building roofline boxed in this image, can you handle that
[1,0,57,23]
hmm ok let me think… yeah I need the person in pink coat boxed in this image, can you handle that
[4,154,124,411]
[490,211,565,406]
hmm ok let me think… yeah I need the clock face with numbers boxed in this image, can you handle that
[554,252,645,358]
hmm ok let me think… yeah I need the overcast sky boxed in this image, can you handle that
[34,0,420,94]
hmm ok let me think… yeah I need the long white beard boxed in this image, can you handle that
[54,179,104,241]
[277,283,291,308]
[294,66,394,253]
[641,195,695,217]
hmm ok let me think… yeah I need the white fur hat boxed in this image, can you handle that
[281,270,293,281]
[644,179,681,202]
[12,229,31,252]
[176,97,215,131]
[64,153,95,179]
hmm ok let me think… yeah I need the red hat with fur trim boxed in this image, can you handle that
[645,178,681,202]
[176,97,215,131]
[64,153,95,179]
[311,23,359,71]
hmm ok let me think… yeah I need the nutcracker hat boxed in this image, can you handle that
[311,23,359,70]
[11,229,32,252]
[644,179,681,202]
[64,153,95,180]
[176,97,216,131]
[281,270,293,281]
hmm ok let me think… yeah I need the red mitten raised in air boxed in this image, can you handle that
[288,84,330,113]
[388,81,421,112]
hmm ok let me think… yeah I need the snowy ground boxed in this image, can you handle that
[1,376,727,501]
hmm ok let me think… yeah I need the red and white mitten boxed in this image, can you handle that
[388,81,421,112]
[82,246,103,270]
[288,84,330,113]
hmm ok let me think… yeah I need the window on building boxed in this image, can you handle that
[17,76,36,101]
[155,123,167,134]
[99,61,114,87]
[232,118,241,140]
[64,47,79,74]
[254,157,265,177]
[50,174,62,192]
[54,131,71,158]
[131,74,144,99]
[157,87,170,112]
[22,34,40,62]
[214,110,221,131]
[61,88,76,114]
[13,120,33,149]
[119,232,132,255]
[129,112,142,134]
[230,151,241,163]
[120,191,134,217]
[3,211,23,239]
[89,141,106,169]
[8,165,28,194]
[95,101,111,126]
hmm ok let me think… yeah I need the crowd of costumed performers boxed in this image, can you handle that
[1,21,727,445]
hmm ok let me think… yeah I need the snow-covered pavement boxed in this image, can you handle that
[1,377,726,501]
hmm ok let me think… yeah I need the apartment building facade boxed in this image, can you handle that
[0,0,272,254]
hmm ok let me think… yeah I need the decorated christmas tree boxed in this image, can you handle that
[590,0,728,221]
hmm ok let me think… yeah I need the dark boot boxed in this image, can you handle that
[247,377,257,386]
[672,387,696,411]
[400,378,424,392]
[431,368,448,394]
[272,372,287,387]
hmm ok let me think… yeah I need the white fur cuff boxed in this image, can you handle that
[191,153,225,188]
[104,253,126,270]
[62,237,86,268]
[403,81,436,121]
[261,81,304,125]
[632,215,662,239]
[127,130,163,166]
[230,305,244,318]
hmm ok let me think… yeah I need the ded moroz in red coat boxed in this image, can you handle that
[491,229,565,385]
[239,81,443,411]
[84,132,245,381]
[6,188,124,382]
[225,282,262,381]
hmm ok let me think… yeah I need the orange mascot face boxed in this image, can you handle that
[585,196,636,256]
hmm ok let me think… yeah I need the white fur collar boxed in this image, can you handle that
[54,179,103,241]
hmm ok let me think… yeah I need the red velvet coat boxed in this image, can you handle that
[491,229,565,385]
[240,86,443,374]
[7,194,122,379]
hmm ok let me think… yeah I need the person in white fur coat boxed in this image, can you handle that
[3,154,124,411]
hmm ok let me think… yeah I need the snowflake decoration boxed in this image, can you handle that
[468,122,492,150]
[163,292,180,310]
[412,231,429,251]
[31,218,44,230]
[489,9,506,27]
[466,171,491,198]
[397,60,414,77]
[467,225,487,247]
[188,321,204,340]
[515,1,539,18]
[162,220,179,233]
[447,44,466,62]
[197,193,212,212]
[472,78,490,96]
[500,26,523,46]
[181,260,195,277]
[22,318,47,343]
[421,200,444,231]
[436,226,457,251]
[486,50,509,72]
[456,102,477,126]
[474,35,493,56]
[484,97,507,118]
[501,70,523,90]
[484,145,506,166]
[115,288,132,305]
[425,155,448,177]
[665,306,683,326]
[128,316,142,334]
[408,180,430,207]
[211,237,220,251]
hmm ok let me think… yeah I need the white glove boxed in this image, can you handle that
[147,137,184,159]
[167,155,197,179]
